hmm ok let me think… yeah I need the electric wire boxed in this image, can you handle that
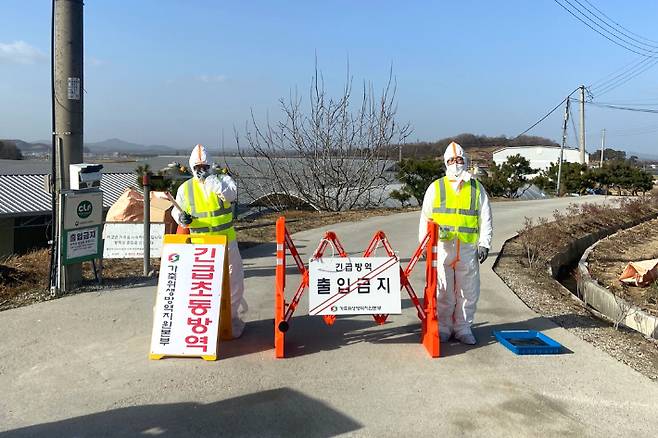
[553,0,658,58]
[569,0,658,50]
[555,0,658,97]
[582,0,658,45]
[606,126,658,137]
[586,101,658,113]
[594,57,658,97]
[515,88,581,138]
[589,56,653,92]
[588,56,645,89]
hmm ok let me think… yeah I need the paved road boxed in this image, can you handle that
[1,195,657,437]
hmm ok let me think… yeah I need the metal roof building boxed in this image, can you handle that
[0,173,135,217]
[0,172,137,256]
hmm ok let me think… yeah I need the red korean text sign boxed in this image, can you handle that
[149,234,231,361]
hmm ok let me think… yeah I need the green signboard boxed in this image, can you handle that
[61,190,104,264]
[62,225,103,264]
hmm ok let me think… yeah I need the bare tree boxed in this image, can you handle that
[235,64,410,212]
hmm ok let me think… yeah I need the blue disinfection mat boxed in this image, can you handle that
[493,330,563,355]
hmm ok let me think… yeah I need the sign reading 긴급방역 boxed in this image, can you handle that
[308,257,401,315]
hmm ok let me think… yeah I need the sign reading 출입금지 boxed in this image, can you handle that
[308,257,401,315]
[149,239,227,360]
[62,225,102,264]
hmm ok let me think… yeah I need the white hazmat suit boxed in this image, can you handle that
[172,144,247,338]
[418,142,492,344]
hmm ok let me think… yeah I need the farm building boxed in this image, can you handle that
[492,145,588,173]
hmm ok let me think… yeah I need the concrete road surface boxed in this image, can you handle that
[1,195,657,437]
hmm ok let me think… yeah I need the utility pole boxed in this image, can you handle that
[556,98,570,196]
[579,85,586,164]
[53,0,84,291]
[600,128,606,168]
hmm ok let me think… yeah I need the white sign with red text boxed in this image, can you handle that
[308,257,401,315]
[150,242,226,359]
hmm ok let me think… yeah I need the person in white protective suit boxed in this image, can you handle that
[172,144,247,338]
[418,141,492,345]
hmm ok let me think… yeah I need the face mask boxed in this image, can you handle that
[446,163,464,178]
[194,167,209,180]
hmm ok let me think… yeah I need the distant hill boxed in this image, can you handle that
[85,138,177,155]
[10,138,179,155]
[0,140,24,159]
[6,139,50,154]
[396,133,560,162]
[629,150,658,161]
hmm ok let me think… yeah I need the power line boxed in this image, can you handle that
[516,97,567,138]
[553,0,658,58]
[570,0,658,50]
[589,56,653,92]
[555,1,658,96]
[586,101,658,113]
[558,0,658,54]
[582,0,658,45]
[595,57,658,96]
[515,88,580,138]
[596,96,658,103]
[607,122,658,133]
[588,56,645,88]
[594,101,658,106]
[606,127,658,137]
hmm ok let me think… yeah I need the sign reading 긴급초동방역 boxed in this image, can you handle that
[150,239,227,360]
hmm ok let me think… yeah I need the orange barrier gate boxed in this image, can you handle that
[274,216,439,358]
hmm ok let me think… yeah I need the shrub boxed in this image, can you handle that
[392,158,444,205]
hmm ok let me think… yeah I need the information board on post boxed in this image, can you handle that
[308,257,401,315]
[149,236,228,361]
[103,223,165,259]
[62,225,102,264]
[62,190,103,264]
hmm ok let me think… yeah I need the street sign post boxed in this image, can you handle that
[61,190,103,265]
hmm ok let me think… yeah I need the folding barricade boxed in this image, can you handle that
[274,216,439,358]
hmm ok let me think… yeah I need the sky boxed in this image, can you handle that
[1,0,658,156]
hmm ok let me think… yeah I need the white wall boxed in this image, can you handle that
[493,146,588,172]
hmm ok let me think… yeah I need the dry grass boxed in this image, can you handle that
[588,217,658,316]
[0,207,417,311]
[0,249,51,309]
[496,189,658,380]
[517,194,658,271]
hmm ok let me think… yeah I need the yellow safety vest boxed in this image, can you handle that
[431,177,480,244]
[182,178,236,241]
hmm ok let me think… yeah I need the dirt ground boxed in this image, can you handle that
[0,207,416,312]
[496,228,658,381]
[588,217,658,316]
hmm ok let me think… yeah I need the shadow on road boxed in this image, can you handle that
[440,316,576,357]
[1,388,362,438]
[223,311,579,360]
